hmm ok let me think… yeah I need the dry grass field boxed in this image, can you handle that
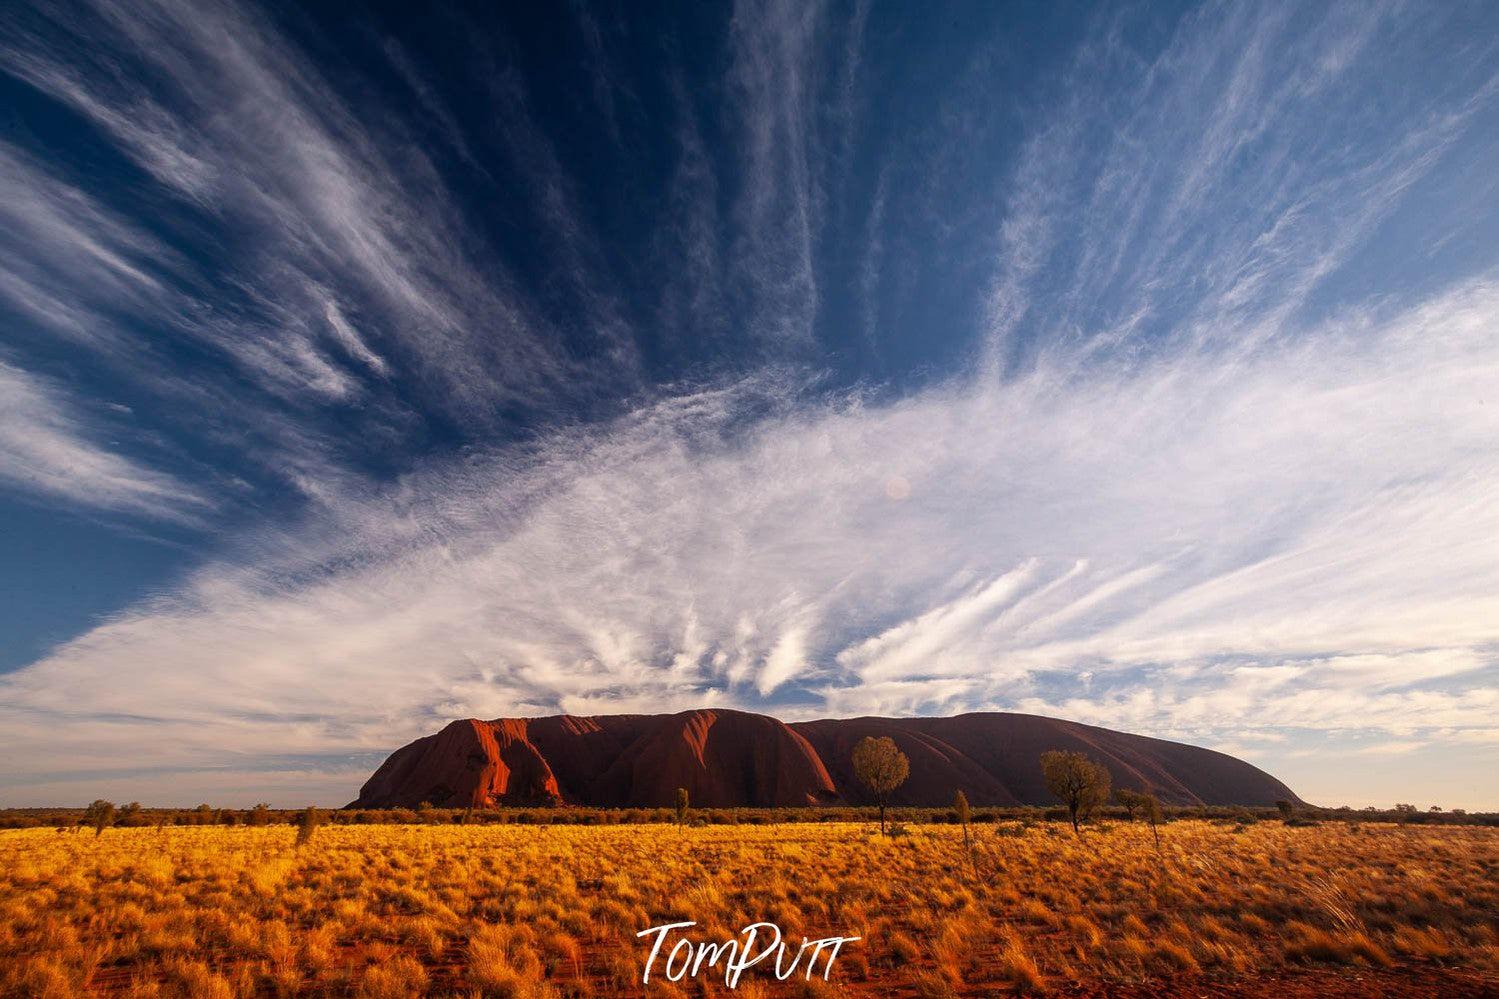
[1,820,1495,997]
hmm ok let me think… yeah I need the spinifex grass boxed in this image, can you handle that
[0,821,1494,996]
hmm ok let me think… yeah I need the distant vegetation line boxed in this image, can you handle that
[1,802,1492,830]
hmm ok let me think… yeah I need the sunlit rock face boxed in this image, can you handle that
[350,708,1303,809]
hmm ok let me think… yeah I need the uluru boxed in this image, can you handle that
[350,709,1302,810]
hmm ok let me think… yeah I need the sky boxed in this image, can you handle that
[1,0,1497,810]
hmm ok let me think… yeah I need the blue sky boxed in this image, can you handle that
[1,0,1497,808]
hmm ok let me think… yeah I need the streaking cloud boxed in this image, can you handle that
[3,276,1496,804]
[0,0,1496,806]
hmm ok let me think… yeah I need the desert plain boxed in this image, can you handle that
[1,815,1495,997]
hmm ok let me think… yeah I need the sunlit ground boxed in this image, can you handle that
[1,821,1495,996]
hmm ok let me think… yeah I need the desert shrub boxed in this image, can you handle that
[883,931,921,965]
[468,922,542,995]
[1,954,85,998]
[356,955,429,998]
[1063,914,1102,950]
[1392,925,1454,960]
[0,816,1494,996]
[1149,940,1200,973]
[911,968,958,998]
[164,958,234,999]
[995,931,1045,994]
[295,806,320,847]
[1283,922,1391,967]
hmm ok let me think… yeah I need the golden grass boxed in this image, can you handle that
[0,821,1494,996]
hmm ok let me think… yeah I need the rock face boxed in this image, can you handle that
[351,718,565,809]
[790,713,1300,808]
[349,708,1302,809]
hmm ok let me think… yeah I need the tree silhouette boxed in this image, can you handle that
[852,736,909,835]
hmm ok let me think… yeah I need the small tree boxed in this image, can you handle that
[295,806,320,848]
[1040,750,1111,835]
[852,736,909,835]
[675,787,690,828]
[1140,788,1163,851]
[1115,788,1144,821]
[1276,799,1295,822]
[248,803,272,828]
[953,790,973,870]
[1115,787,1163,849]
[85,799,115,837]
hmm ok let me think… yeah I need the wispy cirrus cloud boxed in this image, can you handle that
[0,0,602,429]
[2,273,1495,802]
[2,0,1498,810]
[0,361,206,520]
[0,143,176,349]
[728,0,854,347]
[982,0,1496,370]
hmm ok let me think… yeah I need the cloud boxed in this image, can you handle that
[727,0,830,345]
[0,361,206,520]
[0,763,380,810]
[0,143,176,350]
[0,0,595,430]
[2,273,1496,799]
[981,0,1488,369]
[2,0,1497,809]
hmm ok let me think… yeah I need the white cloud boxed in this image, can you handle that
[2,0,1497,811]
[0,0,592,424]
[0,361,205,520]
[0,766,376,810]
[981,0,1483,371]
[728,0,830,344]
[0,143,175,350]
[1,275,1496,801]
